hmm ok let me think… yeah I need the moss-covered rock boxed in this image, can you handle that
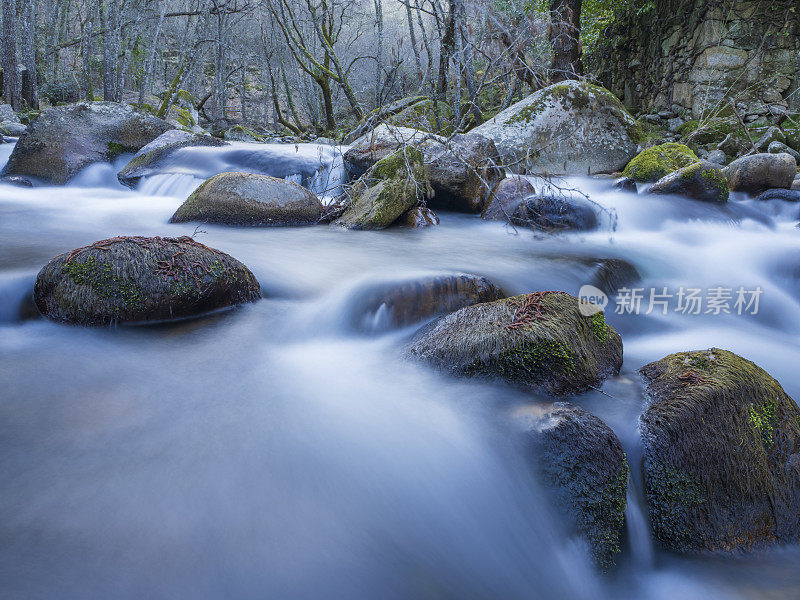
[334,146,429,229]
[404,291,622,395]
[34,236,261,325]
[469,81,638,175]
[117,130,226,188]
[622,143,699,182]
[222,125,264,142]
[723,153,797,194]
[515,402,629,568]
[1,102,174,184]
[170,172,323,226]
[647,160,729,203]
[344,124,503,213]
[346,273,504,331]
[639,348,800,553]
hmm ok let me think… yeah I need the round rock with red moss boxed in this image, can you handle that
[34,235,261,325]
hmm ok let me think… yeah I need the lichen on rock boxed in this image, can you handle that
[404,291,622,395]
[639,348,800,553]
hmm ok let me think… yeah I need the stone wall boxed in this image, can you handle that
[593,0,800,119]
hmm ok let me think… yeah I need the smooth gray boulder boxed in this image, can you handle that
[171,171,323,226]
[1,102,174,184]
[117,130,226,188]
[722,153,796,194]
[470,81,638,175]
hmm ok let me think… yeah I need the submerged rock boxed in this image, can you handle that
[2,102,173,184]
[483,186,598,232]
[722,153,796,194]
[171,172,323,226]
[34,236,261,325]
[587,258,640,296]
[647,160,729,203]
[404,291,622,395]
[612,177,637,192]
[756,189,800,202]
[0,122,26,137]
[639,348,800,553]
[0,175,33,187]
[347,273,504,331]
[344,125,503,212]
[117,130,226,188]
[622,143,699,182]
[515,403,629,568]
[395,206,439,228]
[334,146,429,230]
[482,176,536,219]
[470,80,638,175]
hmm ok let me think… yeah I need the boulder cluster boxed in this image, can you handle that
[7,87,799,572]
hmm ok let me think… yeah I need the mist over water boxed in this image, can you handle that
[1,141,799,599]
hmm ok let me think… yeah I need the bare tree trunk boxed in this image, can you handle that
[549,0,582,83]
[46,0,64,80]
[437,0,456,96]
[239,63,247,123]
[2,0,21,110]
[213,11,227,123]
[101,0,121,101]
[81,16,95,100]
[405,0,422,83]
[373,0,383,107]
[139,0,170,104]
[19,0,38,108]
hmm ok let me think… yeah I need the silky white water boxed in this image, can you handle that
[1,141,799,599]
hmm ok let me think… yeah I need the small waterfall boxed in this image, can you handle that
[133,141,349,201]
[626,485,655,568]
[137,173,205,198]
[0,139,16,171]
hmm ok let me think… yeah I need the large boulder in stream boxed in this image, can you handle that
[1,102,174,184]
[514,403,629,568]
[346,273,504,331]
[622,143,699,183]
[469,81,638,175]
[117,130,226,188]
[404,291,622,395]
[334,147,429,230]
[171,172,323,226]
[647,160,729,203]
[34,236,261,325]
[344,124,503,212]
[639,348,800,553]
[722,153,797,194]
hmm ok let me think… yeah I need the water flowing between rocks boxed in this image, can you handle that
[1,140,799,599]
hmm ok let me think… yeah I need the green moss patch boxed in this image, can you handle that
[623,143,699,182]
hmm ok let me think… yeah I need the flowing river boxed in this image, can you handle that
[1,140,799,599]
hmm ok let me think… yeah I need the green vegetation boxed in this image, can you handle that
[623,143,699,182]
[748,398,778,448]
